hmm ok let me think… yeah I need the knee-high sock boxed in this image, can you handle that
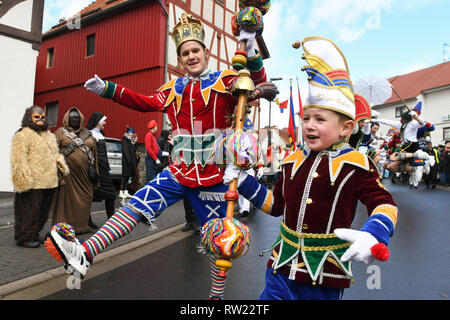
[209,255,227,299]
[82,207,141,259]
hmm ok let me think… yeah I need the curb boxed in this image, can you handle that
[0,223,185,299]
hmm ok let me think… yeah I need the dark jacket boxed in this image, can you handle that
[121,135,138,177]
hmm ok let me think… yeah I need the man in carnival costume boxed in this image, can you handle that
[376,100,432,172]
[45,13,278,299]
[224,37,398,300]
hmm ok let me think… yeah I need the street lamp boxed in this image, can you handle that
[268,77,283,148]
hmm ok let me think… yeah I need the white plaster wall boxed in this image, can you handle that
[0,36,39,191]
[0,0,33,31]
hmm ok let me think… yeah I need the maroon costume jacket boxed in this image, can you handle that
[264,146,398,288]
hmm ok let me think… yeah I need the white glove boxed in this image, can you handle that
[84,74,106,95]
[161,151,169,157]
[334,228,378,264]
[256,168,263,179]
[223,164,248,187]
[409,110,418,118]
[156,159,161,165]
[237,29,256,58]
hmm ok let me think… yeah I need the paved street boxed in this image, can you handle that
[1,181,449,301]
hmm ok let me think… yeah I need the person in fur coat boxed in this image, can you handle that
[10,106,69,248]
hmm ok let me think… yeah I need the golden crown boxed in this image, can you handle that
[172,13,205,53]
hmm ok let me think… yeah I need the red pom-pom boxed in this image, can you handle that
[370,243,390,261]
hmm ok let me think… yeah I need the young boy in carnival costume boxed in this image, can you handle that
[44,13,278,300]
[224,37,398,300]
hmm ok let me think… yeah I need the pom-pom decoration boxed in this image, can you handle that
[50,223,80,245]
[370,243,390,261]
[231,7,264,37]
[45,223,80,263]
[239,0,271,15]
[200,217,251,259]
[211,131,260,170]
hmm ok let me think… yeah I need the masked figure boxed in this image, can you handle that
[51,107,98,234]
[10,106,69,248]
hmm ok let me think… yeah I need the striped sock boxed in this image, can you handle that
[82,207,141,259]
[209,255,227,299]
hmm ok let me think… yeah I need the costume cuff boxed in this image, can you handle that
[237,174,272,213]
[360,213,395,245]
[100,81,117,99]
[246,49,263,72]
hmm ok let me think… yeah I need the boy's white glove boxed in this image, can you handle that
[237,29,256,58]
[223,164,248,187]
[334,228,378,264]
[84,74,106,95]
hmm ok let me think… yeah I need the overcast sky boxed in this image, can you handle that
[42,0,450,130]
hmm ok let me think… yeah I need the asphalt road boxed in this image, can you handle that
[38,180,450,301]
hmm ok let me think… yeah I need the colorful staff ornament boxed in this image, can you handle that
[231,7,264,37]
[200,217,251,259]
[212,131,260,169]
[239,0,271,15]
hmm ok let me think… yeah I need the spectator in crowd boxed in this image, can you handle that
[119,126,138,201]
[443,141,450,185]
[423,141,439,189]
[87,112,117,219]
[437,145,445,184]
[145,120,161,183]
[156,129,172,171]
[11,106,69,248]
[52,108,99,234]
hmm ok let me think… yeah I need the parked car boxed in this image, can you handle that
[105,137,122,189]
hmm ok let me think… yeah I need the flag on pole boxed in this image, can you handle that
[288,81,297,147]
[277,99,288,113]
[275,98,288,113]
[297,77,303,119]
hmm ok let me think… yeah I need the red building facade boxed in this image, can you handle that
[34,0,240,141]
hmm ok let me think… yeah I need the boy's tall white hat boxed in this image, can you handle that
[301,36,355,119]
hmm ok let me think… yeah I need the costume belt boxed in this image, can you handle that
[264,220,353,284]
[172,133,218,167]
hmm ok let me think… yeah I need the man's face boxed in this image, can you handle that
[371,124,379,134]
[32,111,46,126]
[178,41,209,77]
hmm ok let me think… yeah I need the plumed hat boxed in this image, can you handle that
[301,36,355,119]
[413,101,422,115]
[354,93,371,122]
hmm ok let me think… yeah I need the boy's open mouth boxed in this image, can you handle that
[307,134,319,140]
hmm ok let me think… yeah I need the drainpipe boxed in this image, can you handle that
[158,0,169,83]
[158,0,169,129]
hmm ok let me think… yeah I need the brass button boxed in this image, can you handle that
[306,198,313,204]
[193,116,197,120]
[312,172,318,178]
[302,224,308,230]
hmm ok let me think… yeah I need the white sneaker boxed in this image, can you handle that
[123,190,131,198]
[45,231,91,278]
